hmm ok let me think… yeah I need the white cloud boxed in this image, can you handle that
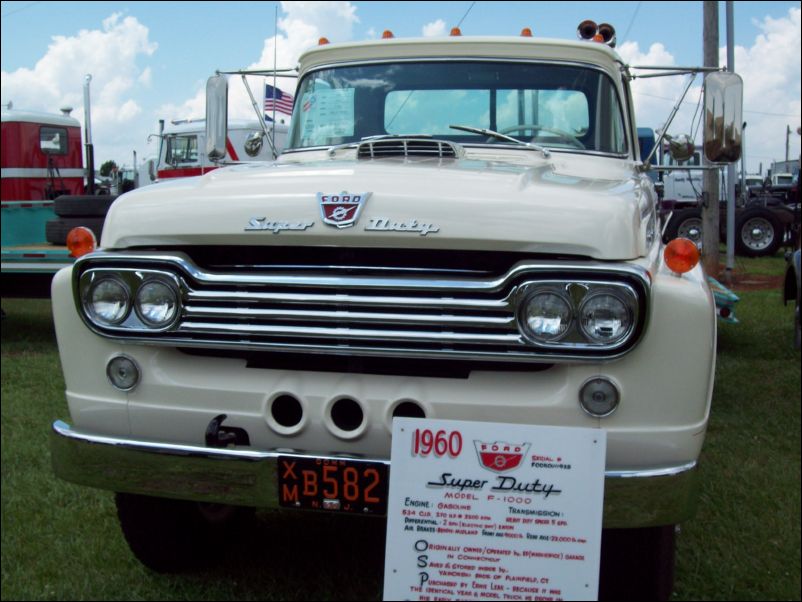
[158,1,361,125]
[1,13,157,164]
[619,7,801,173]
[730,6,801,171]
[422,19,447,38]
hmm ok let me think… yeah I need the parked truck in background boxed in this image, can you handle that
[1,106,108,297]
[152,118,288,181]
[660,148,799,257]
[50,24,744,599]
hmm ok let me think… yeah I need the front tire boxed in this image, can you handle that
[115,493,254,572]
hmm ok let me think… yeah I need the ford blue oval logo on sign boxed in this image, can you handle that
[318,192,371,228]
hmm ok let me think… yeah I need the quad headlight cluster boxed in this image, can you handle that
[517,281,639,350]
[80,268,182,331]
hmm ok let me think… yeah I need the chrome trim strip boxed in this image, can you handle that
[179,321,522,344]
[186,290,510,310]
[183,305,516,329]
[51,420,699,527]
[74,251,652,292]
[606,461,697,479]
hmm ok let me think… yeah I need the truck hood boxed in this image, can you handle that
[103,152,653,260]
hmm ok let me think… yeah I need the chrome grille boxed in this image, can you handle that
[357,138,460,159]
[73,252,649,363]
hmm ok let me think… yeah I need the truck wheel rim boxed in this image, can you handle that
[741,217,774,250]
[678,218,703,246]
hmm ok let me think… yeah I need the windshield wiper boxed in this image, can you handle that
[449,124,551,158]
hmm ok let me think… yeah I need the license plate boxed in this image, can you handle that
[277,456,389,515]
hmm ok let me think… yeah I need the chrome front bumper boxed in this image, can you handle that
[51,420,699,529]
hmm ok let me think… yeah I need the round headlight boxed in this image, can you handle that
[135,279,179,327]
[520,291,573,342]
[86,277,130,325]
[579,292,632,343]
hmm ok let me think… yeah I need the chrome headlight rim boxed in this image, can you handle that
[134,277,181,329]
[517,288,575,344]
[578,289,636,345]
[83,275,131,327]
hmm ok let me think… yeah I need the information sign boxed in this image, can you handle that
[383,418,606,601]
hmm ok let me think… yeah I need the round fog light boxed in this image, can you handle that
[107,355,140,391]
[579,377,620,417]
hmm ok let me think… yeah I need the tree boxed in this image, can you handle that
[99,160,118,177]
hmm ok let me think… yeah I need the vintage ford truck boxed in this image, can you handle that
[50,27,742,597]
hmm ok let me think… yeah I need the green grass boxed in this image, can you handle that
[2,256,800,600]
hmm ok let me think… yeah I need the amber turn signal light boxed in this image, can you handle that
[67,226,97,258]
[664,238,700,274]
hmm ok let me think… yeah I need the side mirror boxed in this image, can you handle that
[244,132,264,157]
[665,133,696,163]
[703,72,743,163]
[205,74,228,162]
[148,159,155,182]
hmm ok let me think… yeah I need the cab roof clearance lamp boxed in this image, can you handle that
[577,20,616,48]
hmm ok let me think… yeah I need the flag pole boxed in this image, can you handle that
[272,4,278,152]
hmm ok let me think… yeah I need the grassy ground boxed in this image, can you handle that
[1,255,800,601]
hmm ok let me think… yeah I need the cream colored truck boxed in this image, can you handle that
[50,30,742,596]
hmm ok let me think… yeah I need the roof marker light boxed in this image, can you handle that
[520,27,533,37]
[318,37,330,45]
[577,20,598,40]
[382,30,394,39]
[450,27,462,36]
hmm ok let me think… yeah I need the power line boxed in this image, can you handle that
[620,1,643,45]
[1,1,42,18]
[633,90,800,118]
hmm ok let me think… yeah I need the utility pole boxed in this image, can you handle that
[702,1,720,277]
[787,125,791,163]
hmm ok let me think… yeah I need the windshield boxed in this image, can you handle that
[287,61,628,155]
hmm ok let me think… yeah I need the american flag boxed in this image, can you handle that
[264,84,294,115]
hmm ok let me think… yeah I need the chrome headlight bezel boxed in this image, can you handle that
[515,280,641,352]
[78,267,183,333]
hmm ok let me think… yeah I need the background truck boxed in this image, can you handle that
[152,118,288,181]
[50,23,743,599]
[1,106,111,297]
[659,148,799,257]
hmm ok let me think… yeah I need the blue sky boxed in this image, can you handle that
[2,1,800,173]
